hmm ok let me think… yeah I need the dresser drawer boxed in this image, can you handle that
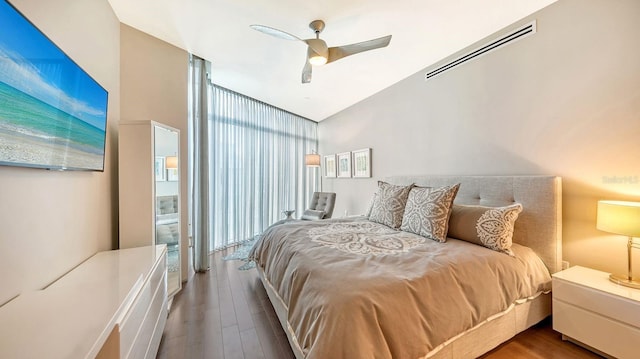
[120,253,167,357]
[127,272,167,359]
[144,291,168,359]
[553,299,640,359]
[553,278,640,328]
[120,275,152,356]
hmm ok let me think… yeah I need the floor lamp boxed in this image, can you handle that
[305,151,321,193]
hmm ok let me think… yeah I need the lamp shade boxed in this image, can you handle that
[305,153,321,167]
[597,200,640,237]
[165,156,178,169]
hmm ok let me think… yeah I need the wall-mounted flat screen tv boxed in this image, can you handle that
[0,0,108,171]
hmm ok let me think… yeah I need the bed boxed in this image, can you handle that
[249,176,562,359]
[156,195,179,248]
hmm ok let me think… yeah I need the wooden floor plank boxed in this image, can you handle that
[202,308,224,359]
[226,260,257,332]
[240,327,266,359]
[156,334,187,359]
[480,318,602,359]
[157,249,602,359]
[238,271,267,315]
[222,325,245,359]
[251,311,289,359]
[216,264,239,329]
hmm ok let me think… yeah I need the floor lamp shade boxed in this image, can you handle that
[596,200,640,288]
[305,153,321,167]
[165,156,178,169]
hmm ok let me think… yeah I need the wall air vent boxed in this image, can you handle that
[425,20,536,81]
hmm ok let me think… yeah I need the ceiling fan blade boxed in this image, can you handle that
[302,58,312,84]
[303,38,328,58]
[327,35,392,63]
[249,24,302,41]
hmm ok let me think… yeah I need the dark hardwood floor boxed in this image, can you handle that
[157,249,602,359]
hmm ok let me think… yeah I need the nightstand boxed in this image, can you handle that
[552,266,640,359]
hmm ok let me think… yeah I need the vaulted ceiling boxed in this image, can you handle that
[107,0,556,121]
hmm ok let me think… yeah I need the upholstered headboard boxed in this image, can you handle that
[385,175,562,273]
[156,195,178,215]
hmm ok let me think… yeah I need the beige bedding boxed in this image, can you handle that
[249,217,552,359]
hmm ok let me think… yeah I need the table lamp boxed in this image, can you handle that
[596,200,640,289]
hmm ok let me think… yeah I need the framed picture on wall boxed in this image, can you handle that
[336,152,351,178]
[155,156,166,181]
[352,148,372,178]
[167,168,179,181]
[324,155,337,178]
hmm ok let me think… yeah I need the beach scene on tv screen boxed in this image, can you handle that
[0,0,108,171]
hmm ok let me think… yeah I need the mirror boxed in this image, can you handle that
[154,125,181,297]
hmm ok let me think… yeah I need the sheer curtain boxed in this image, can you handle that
[188,55,211,272]
[209,86,318,250]
[189,57,318,253]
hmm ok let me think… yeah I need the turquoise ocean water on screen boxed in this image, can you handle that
[0,0,108,170]
[0,81,105,155]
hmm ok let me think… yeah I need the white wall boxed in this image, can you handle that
[319,0,640,275]
[120,24,189,281]
[0,0,120,305]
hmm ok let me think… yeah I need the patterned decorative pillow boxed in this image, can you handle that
[368,181,414,228]
[400,184,460,242]
[365,193,377,218]
[447,203,523,255]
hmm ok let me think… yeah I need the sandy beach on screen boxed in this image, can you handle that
[0,130,103,170]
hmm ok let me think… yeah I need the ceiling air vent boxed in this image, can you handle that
[425,20,536,80]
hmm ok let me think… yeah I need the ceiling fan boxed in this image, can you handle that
[250,20,392,84]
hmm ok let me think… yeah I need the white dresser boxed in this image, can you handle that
[0,245,167,359]
[552,265,640,359]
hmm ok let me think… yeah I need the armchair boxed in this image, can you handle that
[301,192,336,220]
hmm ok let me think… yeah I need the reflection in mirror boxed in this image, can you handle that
[154,125,181,297]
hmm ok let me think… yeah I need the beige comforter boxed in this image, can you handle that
[249,217,551,359]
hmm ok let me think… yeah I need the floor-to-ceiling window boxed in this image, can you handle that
[209,86,317,249]
[189,57,318,252]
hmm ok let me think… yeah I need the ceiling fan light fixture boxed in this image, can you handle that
[309,54,327,66]
[306,39,328,66]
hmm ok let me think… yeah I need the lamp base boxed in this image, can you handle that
[609,274,640,289]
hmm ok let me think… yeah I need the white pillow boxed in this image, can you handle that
[156,213,179,225]
[365,193,377,218]
[301,209,325,220]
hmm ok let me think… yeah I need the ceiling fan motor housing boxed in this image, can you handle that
[309,20,325,35]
